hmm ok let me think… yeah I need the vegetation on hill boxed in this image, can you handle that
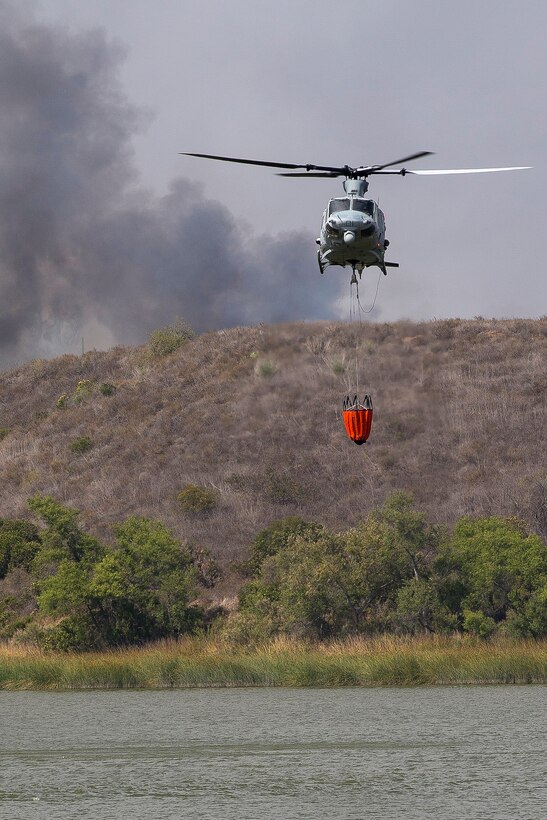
[0,492,545,650]
[0,318,546,584]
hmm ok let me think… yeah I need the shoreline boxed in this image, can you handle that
[1,636,546,691]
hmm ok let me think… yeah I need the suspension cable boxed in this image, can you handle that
[355,269,382,315]
[349,277,360,394]
[348,270,382,400]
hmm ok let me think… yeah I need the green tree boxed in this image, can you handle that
[38,516,203,648]
[0,520,41,578]
[445,516,547,637]
[28,495,104,570]
[101,517,201,640]
[395,577,458,634]
[37,560,96,642]
[233,496,442,641]
[242,516,325,577]
[374,491,442,581]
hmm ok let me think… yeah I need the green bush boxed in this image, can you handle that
[69,436,93,454]
[463,609,497,639]
[56,380,97,409]
[73,379,93,402]
[38,617,103,652]
[256,359,276,378]
[99,382,116,396]
[0,428,9,442]
[147,318,194,357]
[54,380,115,410]
[1,612,34,643]
[243,517,324,577]
[177,485,219,515]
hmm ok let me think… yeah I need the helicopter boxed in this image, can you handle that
[180,151,531,280]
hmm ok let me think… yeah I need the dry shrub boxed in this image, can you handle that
[178,485,220,515]
[147,319,194,358]
[432,318,460,340]
[69,436,93,454]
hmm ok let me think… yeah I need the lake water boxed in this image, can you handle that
[0,686,545,819]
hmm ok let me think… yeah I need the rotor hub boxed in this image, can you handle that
[344,178,369,196]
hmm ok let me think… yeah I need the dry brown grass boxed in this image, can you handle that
[1,318,546,598]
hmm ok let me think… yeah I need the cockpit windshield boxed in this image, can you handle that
[351,199,375,216]
[328,199,351,215]
[328,198,375,216]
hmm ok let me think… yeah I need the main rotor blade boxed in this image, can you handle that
[277,171,342,178]
[404,165,532,175]
[361,151,434,173]
[180,152,345,174]
[180,152,306,170]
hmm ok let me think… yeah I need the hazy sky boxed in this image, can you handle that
[1,0,545,364]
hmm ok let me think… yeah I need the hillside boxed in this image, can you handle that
[1,318,546,594]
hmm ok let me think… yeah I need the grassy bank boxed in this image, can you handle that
[1,636,546,690]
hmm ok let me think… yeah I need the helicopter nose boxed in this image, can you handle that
[343,230,356,245]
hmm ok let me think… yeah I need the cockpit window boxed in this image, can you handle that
[328,199,351,215]
[351,199,375,215]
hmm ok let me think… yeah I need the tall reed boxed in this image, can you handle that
[0,636,545,690]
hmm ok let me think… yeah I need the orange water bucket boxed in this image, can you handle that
[342,395,373,445]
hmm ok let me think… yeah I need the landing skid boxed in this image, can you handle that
[317,251,326,274]
[317,255,399,277]
[380,261,399,276]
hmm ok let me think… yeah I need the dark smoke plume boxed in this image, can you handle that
[0,3,344,367]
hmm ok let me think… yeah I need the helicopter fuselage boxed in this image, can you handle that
[317,195,387,275]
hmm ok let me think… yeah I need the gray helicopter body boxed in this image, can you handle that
[318,180,389,276]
